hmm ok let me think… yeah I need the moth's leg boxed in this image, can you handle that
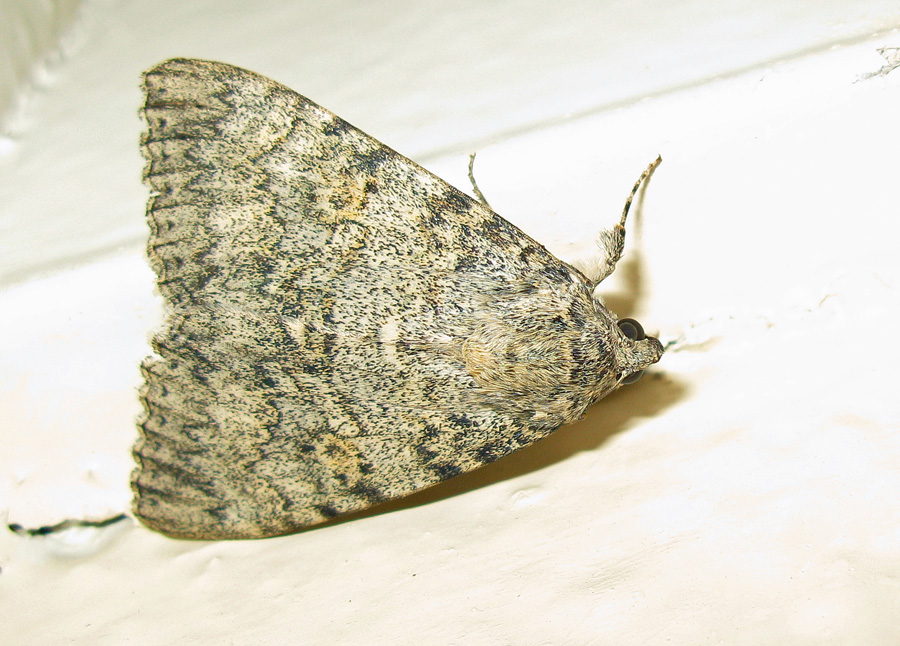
[467,153,492,210]
[590,155,662,289]
[8,513,129,536]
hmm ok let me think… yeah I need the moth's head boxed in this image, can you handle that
[613,317,664,386]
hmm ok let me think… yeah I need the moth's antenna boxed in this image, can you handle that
[467,153,492,210]
[620,155,662,229]
[586,155,663,289]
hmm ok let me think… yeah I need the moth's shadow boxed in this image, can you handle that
[601,253,647,318]
[314,373,687,531]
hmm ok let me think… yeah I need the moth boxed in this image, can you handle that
[133,59,663,540]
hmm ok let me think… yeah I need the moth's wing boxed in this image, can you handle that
[134,59,658,540]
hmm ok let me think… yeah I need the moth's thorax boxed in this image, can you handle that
[452,280,649,425]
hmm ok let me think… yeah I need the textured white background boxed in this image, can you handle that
[2,1,900,643]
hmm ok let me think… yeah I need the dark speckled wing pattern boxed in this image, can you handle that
[132,59,663,539]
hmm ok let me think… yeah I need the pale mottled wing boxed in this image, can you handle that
[133,59,660,540]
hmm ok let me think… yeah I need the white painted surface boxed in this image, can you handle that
[2,1,899,643]
[0,0,81,122]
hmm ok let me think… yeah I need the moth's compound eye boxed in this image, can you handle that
[617,318,645,341]
[622,370,644,385]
